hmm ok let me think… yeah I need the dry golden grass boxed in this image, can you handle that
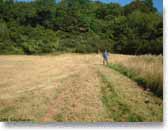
[0,54,105,122]
[0,54,163,122]
[98,66,163,122]
[108,54,163,96]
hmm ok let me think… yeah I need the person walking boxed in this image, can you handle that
[102,50,109,65]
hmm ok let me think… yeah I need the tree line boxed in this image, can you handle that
[0,0,163,55]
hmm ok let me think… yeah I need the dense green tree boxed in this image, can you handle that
[0,0,163,55]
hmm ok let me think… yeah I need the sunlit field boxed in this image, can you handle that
[108,54,163,97]
[0,54,163,122]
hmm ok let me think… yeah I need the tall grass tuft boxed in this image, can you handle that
[108,54,163,98]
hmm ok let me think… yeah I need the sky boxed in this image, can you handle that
[97,0,163,12]
[17,0,163,12]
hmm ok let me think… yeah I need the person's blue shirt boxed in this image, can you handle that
[103,50,109,60]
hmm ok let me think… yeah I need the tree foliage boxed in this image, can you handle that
[0,0,163,55]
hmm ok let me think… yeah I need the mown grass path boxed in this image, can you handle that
[97,65,162,121]
[0,54,163,122]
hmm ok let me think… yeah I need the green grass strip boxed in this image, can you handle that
[99,72,144,122]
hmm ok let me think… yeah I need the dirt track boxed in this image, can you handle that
[0,54,162,122]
